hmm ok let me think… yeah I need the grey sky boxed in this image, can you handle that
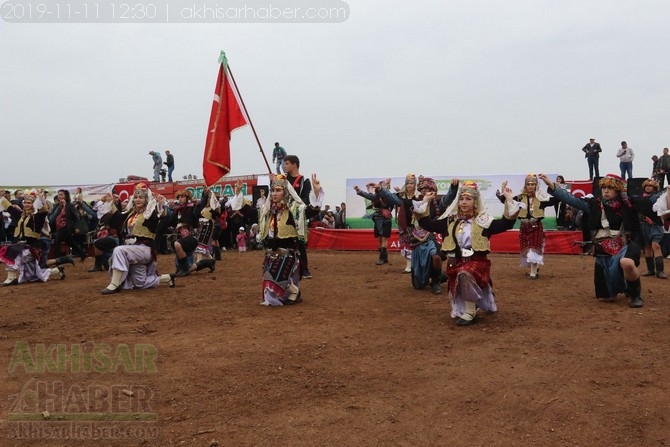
[1,0,668,206]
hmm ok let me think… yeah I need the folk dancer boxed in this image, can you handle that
[258,174,323,306]
[0,190,74,286]
[499,174,556,279]
[171,189,215,277]
[395,174,420,273]
[541,173,644,307]
[354,179,401,265]
[87,193,122,272]
[634,179,666,279]
[101,184,175,294]
[417,180,519,325]
[191,187,220,272]
[409,177,457,294]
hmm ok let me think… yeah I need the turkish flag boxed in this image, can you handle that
[202,55,247,187]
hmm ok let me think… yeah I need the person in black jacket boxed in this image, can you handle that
[582,138,602,180]
[541,173,643,308]
[51,189,87,262]
[283,155,323,278]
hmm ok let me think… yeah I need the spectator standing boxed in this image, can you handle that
[582,138,602,180]
[658,147,670,188]
[165,150,175,182]
[284,155,324,278]
[149,151,163,182]
[334,205,343,228]
[340,202,347,228]
[616,141,635,181]
[272,142,287,174]
[0,189,11,242]
[3,190,17,242]
[652,155,663,183]
[256,187,267,210]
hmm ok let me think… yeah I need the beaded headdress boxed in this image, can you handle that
[418,177,437,192]
[598,174,625,192]
[22,189,38,203]
[459,180,480,201]
[175,189,193,200]
[642,178,659,191]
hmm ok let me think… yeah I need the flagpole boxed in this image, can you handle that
[226,64,273,176]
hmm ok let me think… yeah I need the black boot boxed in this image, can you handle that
[175,257,191,277]
[101,253,111,271]
[54,255,75,266]
[655,257,667,279]
[627,279,643,308]
[376,248,388,265]
[642,257,655,276]
[88,256,103,272]
[195,259,216,273]
[430,271,442,295]
[213,246,222,261]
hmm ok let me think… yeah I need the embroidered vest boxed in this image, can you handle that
[440,217,490,252]
[517,194,545,219]
[124,212,156,239]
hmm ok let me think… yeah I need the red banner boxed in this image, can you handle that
[307,229,584,255]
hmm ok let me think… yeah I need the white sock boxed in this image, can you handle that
[3,271,18,284]
[105,269,123,290]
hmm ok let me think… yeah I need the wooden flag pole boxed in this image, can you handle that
[226,64,273,175]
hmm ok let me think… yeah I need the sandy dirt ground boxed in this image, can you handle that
[1,249,669,447]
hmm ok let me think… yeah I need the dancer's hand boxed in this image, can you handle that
[538,173,552,187]
[423,191,436,202]
[311,174,321,197]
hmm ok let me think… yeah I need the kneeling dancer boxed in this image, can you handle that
[101,185,175,294]
[417,180,519,325]
[0,190,73,285]
[541,173,644,307]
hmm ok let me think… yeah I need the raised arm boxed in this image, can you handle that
[378,179,401,206]
[438,179,459,213]
[539,173,589,213]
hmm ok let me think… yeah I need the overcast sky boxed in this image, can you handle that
[1,0,669,206]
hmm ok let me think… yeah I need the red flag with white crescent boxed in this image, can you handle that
[202,53,247,187]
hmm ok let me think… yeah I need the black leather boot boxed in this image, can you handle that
[627,279,643,308]
[101,253,111,270]
[213,246,222,261]
[642,257,655,276]
[376,248,388,265]
[175,257,191,277]
[655,257,667,279]
[430,271,442,295]
[88,256,103,272]
[195,259,216,273]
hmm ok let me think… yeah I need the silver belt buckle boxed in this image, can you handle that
[461,248,474,258]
